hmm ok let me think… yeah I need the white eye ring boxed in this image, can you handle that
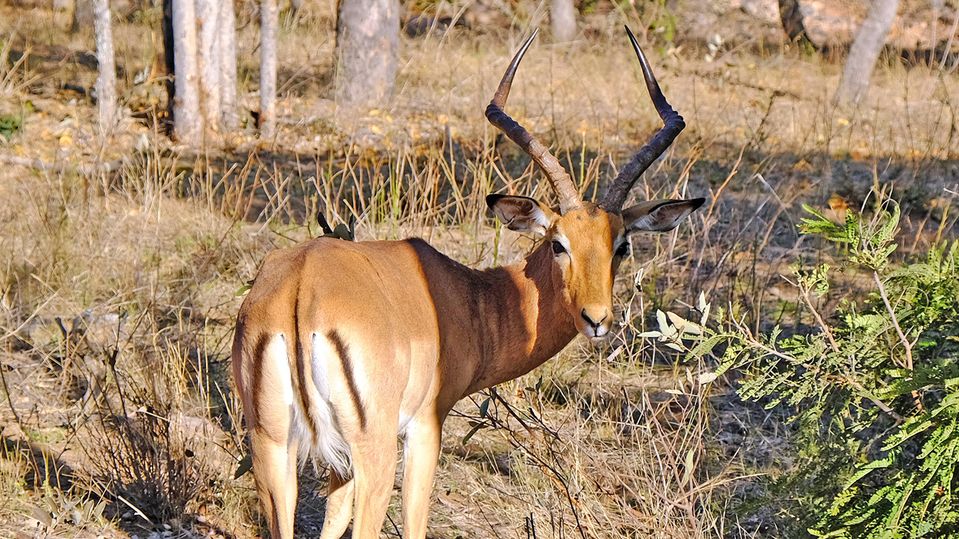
[550,236,571,258]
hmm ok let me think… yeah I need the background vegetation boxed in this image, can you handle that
[0,0,957,537]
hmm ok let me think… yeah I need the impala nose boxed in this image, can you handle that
[580,307,610,337]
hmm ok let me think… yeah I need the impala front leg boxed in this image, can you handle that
[401,415,443,539]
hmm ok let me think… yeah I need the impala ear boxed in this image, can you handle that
[623,198,705,233]
[486,194,558,236]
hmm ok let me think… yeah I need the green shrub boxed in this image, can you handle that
[0,111,22,141]
[650,194,959,538]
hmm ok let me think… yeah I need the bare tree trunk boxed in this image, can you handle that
[196,0,221,137]
[93,0,117,134]
[335,0,399,109]
[835,0,900,105]
[550,0,576,42]
[165,0,235,144]
[219,0,238,131]
[260,0,278,138]
[172,0,201,145]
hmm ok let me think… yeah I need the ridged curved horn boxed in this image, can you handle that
[485,30,581,213]
[601,26,685,212]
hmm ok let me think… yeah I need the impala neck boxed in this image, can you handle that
[465,242,579,394]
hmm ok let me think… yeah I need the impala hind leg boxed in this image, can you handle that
[251,430,299,538]
[401,417,442,539]
[320,472,355,539]
[350,437,398,538]
[248,334,301,538]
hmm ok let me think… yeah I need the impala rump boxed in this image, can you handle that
[233,238,439,483]
[233,329,354,480]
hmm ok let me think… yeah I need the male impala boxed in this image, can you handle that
[232,27,703,538]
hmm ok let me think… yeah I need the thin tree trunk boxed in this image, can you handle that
[172,0,201,145]
[550,0,576,42]
[93,0,116,134]
[197,0,221,136]
[260,0,278,138]
[219,0,238,131]
[835,0,900,105]
[335,0,399,109]
[162,0,175,133]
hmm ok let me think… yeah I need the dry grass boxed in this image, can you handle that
[1,1,958,538]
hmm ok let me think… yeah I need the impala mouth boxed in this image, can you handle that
[581,325,611,340]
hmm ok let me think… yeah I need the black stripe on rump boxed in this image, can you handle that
[250,333,272,429]
[292,298,317,441]
[326,330,367,431]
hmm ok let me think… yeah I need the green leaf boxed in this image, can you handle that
[686,333,728,360]
[462,422,484,445]
[234,453,253,479]
[478,397,490,418]
[845,454,894,488]
[235,282,253,296]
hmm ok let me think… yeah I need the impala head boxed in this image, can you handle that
[485,27,705,340]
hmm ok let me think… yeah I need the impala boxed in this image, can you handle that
[232,27,704,538]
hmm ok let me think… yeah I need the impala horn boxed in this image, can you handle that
[486,29,582,214]
[600,26,685,212]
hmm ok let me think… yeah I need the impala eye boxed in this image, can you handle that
[615,242,629,258]
[551,240,567,255]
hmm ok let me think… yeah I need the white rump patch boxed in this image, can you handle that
[265,335,294,406]
[303,332,352,478]
[264,334,310,455]
[262,333,352,478]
